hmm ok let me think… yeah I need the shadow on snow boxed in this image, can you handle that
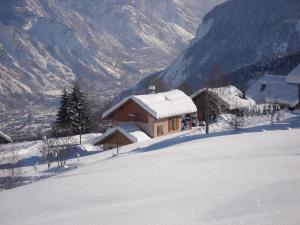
[136,115,300,153]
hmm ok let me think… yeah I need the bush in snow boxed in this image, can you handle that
[182,113,199,130]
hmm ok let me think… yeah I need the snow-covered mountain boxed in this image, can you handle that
[0,0,225,113]
[127,0,300,95]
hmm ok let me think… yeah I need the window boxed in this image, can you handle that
[172,118,177,130]
[128,113,142,122]
[128,113,136,121]
[168,117,178,131]
[260,84,266,92]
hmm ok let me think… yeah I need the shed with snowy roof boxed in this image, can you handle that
[101,90,197,145]
[286,64,300,109]
[248,75,299,109]
[191,85,256,121]
[0,131,13,144]
[95,124,151,150]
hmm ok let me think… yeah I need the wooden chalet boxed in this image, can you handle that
[97,89,197,150]
[191,85,256,121]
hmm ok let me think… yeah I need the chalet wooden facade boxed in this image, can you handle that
[97,90,197,150]
[191,89,228,122]
[191,85,256,121]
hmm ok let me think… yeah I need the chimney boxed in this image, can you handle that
[242,90,246,99]
[148,85,156,94]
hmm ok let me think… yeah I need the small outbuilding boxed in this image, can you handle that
[95,124,151,150]
[191,85,256,121]
[286,64,300,109]
[0,131,13,144]
[248,74,299,109]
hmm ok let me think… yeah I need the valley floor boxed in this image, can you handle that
[0,113,300,224]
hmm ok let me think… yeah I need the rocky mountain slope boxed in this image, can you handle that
[229,50,300,90]
[127,0,300,95]
[0,0,225,113]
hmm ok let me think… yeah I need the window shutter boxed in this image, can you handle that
[168,119,172,132]
[176,117,179,130]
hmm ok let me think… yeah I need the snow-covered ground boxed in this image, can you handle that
[0,133,103,183]
[0,133,103,159]
[0,112,300,225]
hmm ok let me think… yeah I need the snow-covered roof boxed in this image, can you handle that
[96,124,151,145]
[0,131,13,143]
[102,90,197,119]
[287,64,300,84]
[191,85,256,110]
[248,75,299,107]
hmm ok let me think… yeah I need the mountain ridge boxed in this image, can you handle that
[124,0,300,97]
[0,0,226,138]
[0,0,225,112]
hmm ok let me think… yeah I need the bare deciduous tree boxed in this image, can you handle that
[47,127,77,168]
[0,149,21,189]
[205,64,231,89]
[177,81,193,96]
[6,150,20,177]
[203,64,232,133]
[39,138,54,169]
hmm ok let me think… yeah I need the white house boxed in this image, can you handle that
[248,75,299,108]
[286,64,300,109]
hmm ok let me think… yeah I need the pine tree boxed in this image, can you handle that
[71,83,92,134]
[55,88,74,130]
[55,83,92,136]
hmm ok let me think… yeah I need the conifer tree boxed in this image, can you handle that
[55,83,92,136]
[55,88,74,130]
[71,83,92,134]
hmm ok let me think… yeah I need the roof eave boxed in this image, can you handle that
[190,88,206,99]
[101,97,131,120]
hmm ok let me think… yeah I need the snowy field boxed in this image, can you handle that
[0,133,103,187]
[0,112,300,225]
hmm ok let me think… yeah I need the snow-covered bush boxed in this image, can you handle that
[182,113,199,130]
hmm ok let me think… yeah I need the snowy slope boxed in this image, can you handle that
[0,118,300,224]
[0,133,103,161]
